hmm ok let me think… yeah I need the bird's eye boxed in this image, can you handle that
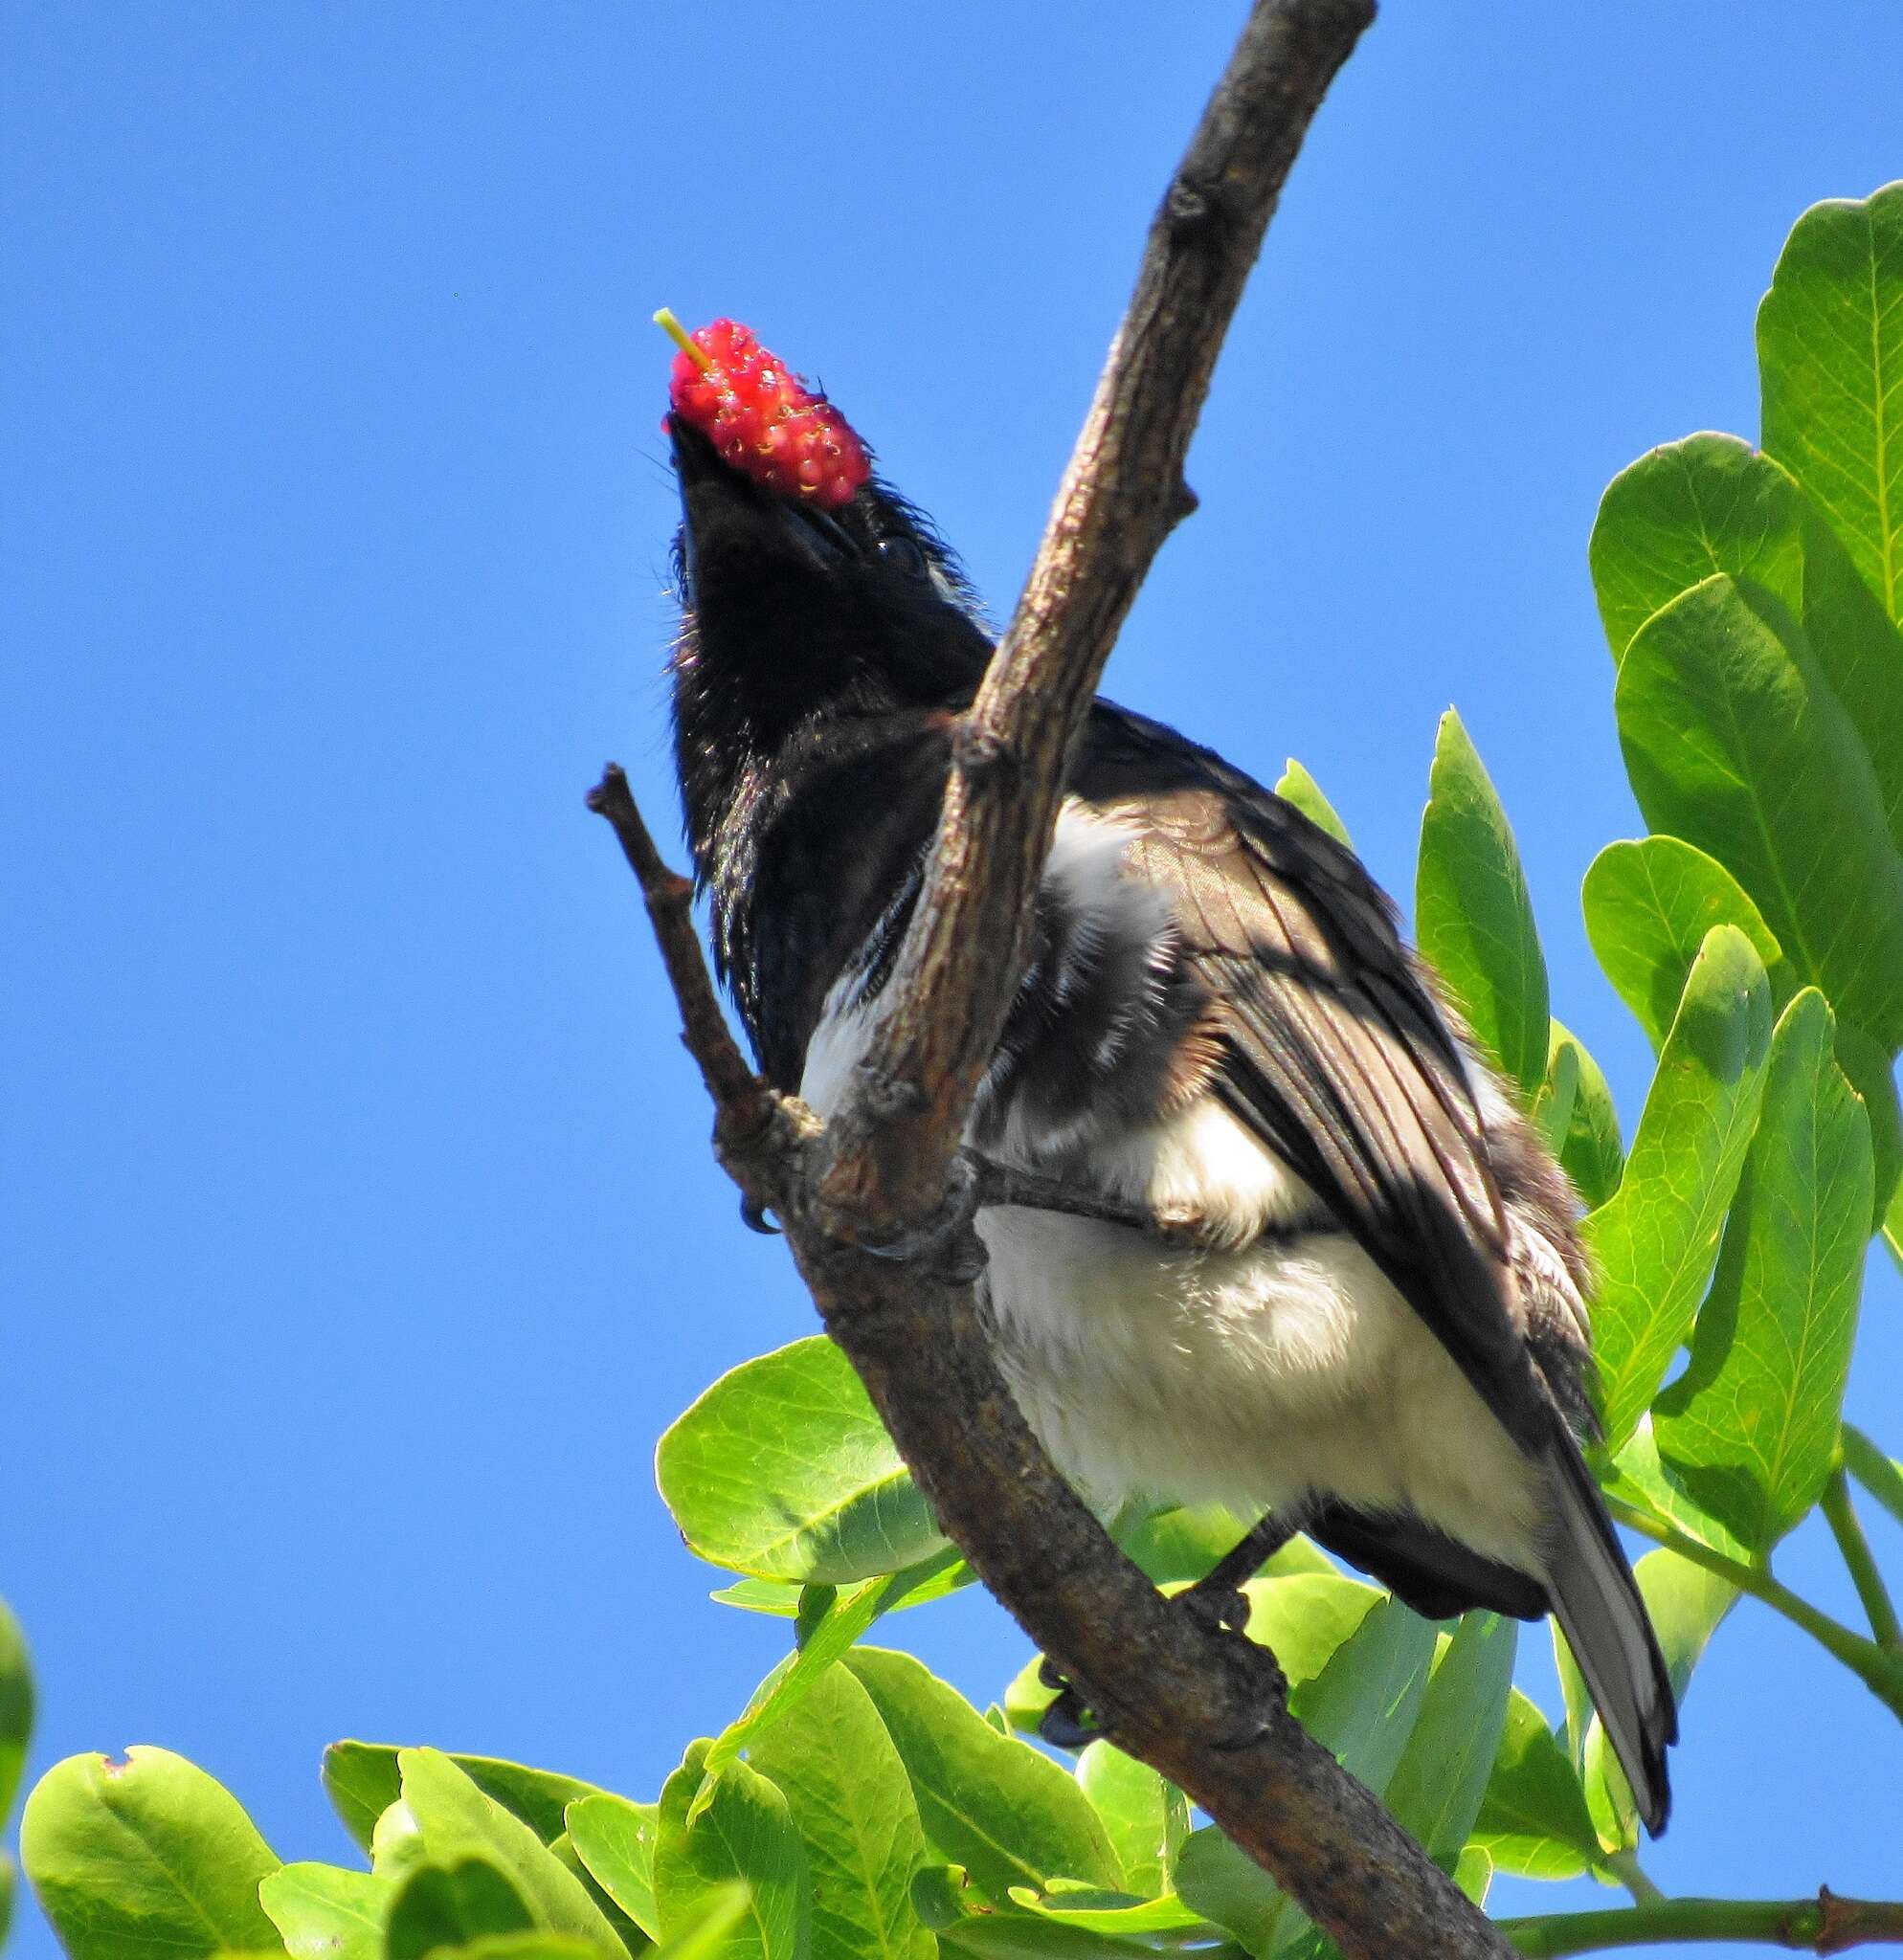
[876,535,929,580]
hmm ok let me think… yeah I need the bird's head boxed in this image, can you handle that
[660,314,994,789]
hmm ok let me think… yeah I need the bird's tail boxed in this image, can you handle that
[1540,1427,1677,1835]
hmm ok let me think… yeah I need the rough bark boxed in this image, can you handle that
[594,4,1529,1955]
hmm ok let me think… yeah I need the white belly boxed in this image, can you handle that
[975,1101,1545,1572]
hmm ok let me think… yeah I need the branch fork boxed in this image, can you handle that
[587,9,1566,1959]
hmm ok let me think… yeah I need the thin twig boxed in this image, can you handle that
[592,5,1543,1956]
[1605,1497,1903,1720]
[1821,1465,1903,1654]
[586,765,799,1183]
[1500,1886,1903,1956]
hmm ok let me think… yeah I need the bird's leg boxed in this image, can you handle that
[1175,1511,1298,1636]
[1037,1513,1296,1750]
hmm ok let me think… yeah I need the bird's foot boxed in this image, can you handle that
[1175,1574,1254,1640]
[1036,1658,1106,1752]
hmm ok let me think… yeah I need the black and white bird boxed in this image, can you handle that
[663,401,1677,1833]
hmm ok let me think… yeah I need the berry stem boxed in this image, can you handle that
[653,307,713,374]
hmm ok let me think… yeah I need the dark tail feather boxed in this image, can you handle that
[1541,1429,1677,1834]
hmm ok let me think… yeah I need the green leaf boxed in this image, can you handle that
[1530,1038,1579,1158]
[1583,837,1899,1223]
[386,1858,533,1960]
[567,1798,660,1942]
[1654,991,1873,1549]
[1237,1572,1386,1694]
[1416,709,1550,1096]
[21,1748,283,1960]
[1583,837,1788,1050]
[258,1864,392,1960]
[1111,1507,1332,1588]
[703,1547,963,1788]
[654,1744,807,1960]
[653,1886,750,1960]
[1616,573,1903,1053]
[1172,1830,1283,1960]
[841,1649,1120,1899]
[1760,182,1903,627]
[1591,433,1808,662]
[324,1745,605,1855]
[1273,760,1352,848]
[0,1601,32,1824]
[1587,925,1773,1452]
[1244,1600,1439,1957]
[1549,1022,1624,1211]
[1384,1614,1518,1865]
[1470,1690,1601,1881]
[1843,1421,1903,1529]
[1580,1550,1738,1852]
[1073,1746,1187,1900]
[1604,1420,1751,1565]
[1003,1887,1213,1938]
[747,1659,932,1960]
[399,1749,621,1952]
[389,1936,598,1960]
[1593,433,1903,859]
[658,1338,949,1585]
[1008,1570,1379,1737]
[1454,1847,1492,1909]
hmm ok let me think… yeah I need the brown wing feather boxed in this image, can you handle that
[1075,707,1551,1452]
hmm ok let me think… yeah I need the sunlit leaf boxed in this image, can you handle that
[1550,1022,1623,1211]
[748,1660,932,1960]
[398,1749,621,1952]
[1760,182,1903,628]
[1273,760,1352,848]
[1073,1745,1187,1900]
[1470,1690,1601,1882]
[21,1748,282,1960]
[567,1797,660,1943]
[1531,1037,1579,1158]
[702,1547,963,1788]
[1588,925,1774,1451]
[657,1338,948,1585]
[1616,573,1903,1053]
[654,1744,806,1960]
[0,1602,31,1825]
[1655,991,1872,1550]
[1416,709,1550,1096]
[1177,1602,1438,1955]
[842,1649,1120,1899]
[1110,1505,1331,1588]
[1591,433,1805,662]
[325,1744,605,1855]
[1384,1613,1517,1865]
[259,1864,392,1960]
[385,1858,532,1960]
[1583,837,1787,1050]
[1592,432,1903,858]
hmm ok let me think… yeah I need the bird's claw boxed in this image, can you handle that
[1036,1658,1104,1751]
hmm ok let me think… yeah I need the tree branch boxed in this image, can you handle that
[1821,1466,1903,1655]
[1499,1887,1903,1956]
[593,5,1538,1956]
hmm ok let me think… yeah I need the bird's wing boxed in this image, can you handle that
[1076,707,1550,1449]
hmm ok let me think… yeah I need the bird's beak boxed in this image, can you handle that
[668,415,856,590]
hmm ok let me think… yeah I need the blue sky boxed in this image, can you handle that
[7,6,1903,1955]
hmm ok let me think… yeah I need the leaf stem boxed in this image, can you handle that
[1821,1466,1903,1653]
[1499,1887,1903,1955]
[1604,1498,1903,1718]
[1600,1851,1665,1907]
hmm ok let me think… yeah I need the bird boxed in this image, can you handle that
[657,317,1677,1833]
